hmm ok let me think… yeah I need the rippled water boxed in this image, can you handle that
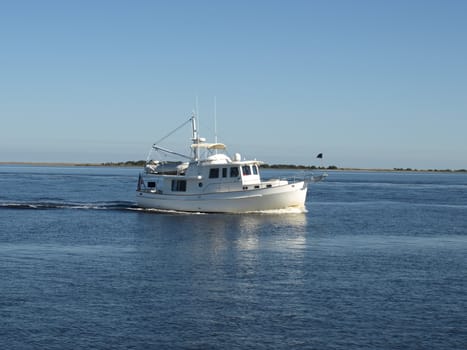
[1,165,466,349]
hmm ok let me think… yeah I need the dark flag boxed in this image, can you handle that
[316,153,323,159]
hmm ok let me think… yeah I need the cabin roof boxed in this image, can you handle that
[191,142,226,150]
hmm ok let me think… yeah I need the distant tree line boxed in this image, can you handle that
[393,168,467,172]
[100,160,146,167]
[96,161,466,172]
[262,164,338,170]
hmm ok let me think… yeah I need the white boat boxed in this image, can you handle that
[136,114,325,213]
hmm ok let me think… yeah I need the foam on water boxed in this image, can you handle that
[1,201,307,214]
[248,206,308,214]
[0,200,136,211]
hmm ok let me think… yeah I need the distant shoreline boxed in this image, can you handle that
[1,161,466,173]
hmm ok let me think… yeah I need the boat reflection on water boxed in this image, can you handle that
[136,209,308,258]
[230,211,308,252]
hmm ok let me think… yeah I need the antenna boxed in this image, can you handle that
[194,97,200,160]
[214,96,218,144]
[195,96,199,138]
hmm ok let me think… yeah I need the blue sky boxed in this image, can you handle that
[1,0,466,169]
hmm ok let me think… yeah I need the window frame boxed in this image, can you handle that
[209,168,220,179]
[171,180,187,192]
[230,167,239,178]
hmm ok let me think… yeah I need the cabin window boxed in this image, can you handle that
[222,168,227,178]
[209,168,219,178]
[230,167,239,178]
[252,165,258,175]
[171,180,186,192]
[242,165,252,176]
[147,181,156,188]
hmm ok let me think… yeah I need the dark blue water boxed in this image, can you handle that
[1,165,466,349]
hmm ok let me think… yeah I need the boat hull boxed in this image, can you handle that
[136,181,307,213]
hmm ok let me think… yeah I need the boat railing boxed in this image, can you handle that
[265,176,302,184]
[267,172,327,184]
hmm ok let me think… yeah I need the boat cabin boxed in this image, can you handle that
[143,152,264,195]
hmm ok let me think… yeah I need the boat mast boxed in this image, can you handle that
[191,113,200,160]
[148,117,194,163]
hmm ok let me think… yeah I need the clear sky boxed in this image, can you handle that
[1,0,466,169]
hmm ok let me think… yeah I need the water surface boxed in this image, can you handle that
[1,166,466,349]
